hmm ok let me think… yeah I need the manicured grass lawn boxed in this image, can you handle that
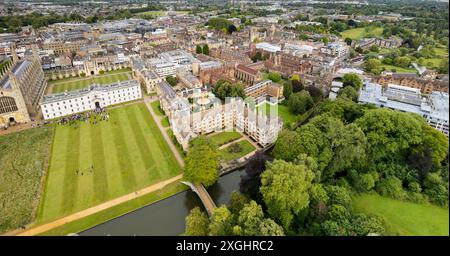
[161,116,170,127]
[39,182,187,236]
[257,103,298,127]
[0,126,54,233]
[381,64,417,73]
[37,103,182,224]
[352,194,449,236]
[219,140,256,161]
[0,58,10,71]
[151,100,165,116]
[104,68,131,75]
[209,131,242,147]
[138,10,165,17]
[51,73,131,93]
[340,27,384,40]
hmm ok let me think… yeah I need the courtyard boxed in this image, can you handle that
[48,69,132,94]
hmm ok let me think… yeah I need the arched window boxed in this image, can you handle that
[0,96,18,114]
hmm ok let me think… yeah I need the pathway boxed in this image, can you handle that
[13,174,183,236]
[143,96,185,167]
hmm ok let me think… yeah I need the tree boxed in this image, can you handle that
[355,109,423,163]
[202,44,210,55]
[258,219,285,236]
[344,37,352,46]
[260,160,315,230]
[184,136,220,187]
[213,80,246,100]
[196,45,203,54]
[375,176,406,200]
[272,130,304,162]
[239,151,268,202]
[166,75,178,86]
[337,86,358,102]
[267,72,282,83]
[394,56,411,68]
[235,201,265,236]
[369,44,379,52]
[228,24,237,34]
[342,73,363,90]
[283,81,293,100]
[294,115,367,180]
[185,207,209,236]
[208,206,233,236]
[304,86,323,102]
[287,91,314,115]
[291,76,304,92]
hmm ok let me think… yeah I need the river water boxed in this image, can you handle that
[79,168,246,236]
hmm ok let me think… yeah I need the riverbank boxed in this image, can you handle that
[38,182,188,236]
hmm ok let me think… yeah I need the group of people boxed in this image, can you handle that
[75,165,94,176]
[56,108,109,127]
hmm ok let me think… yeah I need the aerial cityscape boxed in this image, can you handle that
[0,0,448,238]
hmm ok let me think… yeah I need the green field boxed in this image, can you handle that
[151,100,165,116]
[352,194,449,236]
[39,182,187,236]
[257,103,298,127]
[51,73,131,93]
[209,131,242,147]
[381,64,417,73]
[219,140,256,161]
[0,126,54,233]
[161,116,170,127]
[37,103,182,224]
[340,27,384,40]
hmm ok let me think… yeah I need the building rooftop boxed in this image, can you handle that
[41,79,139,104]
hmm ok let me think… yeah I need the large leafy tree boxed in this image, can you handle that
[260,160,315,230]
[272,130,304,162]
[355,109,423,163]
[184,207,209,236]
[337,86,358,102]
[287,91,314,115]
[208,206,233,236]
[290,115,367,180]
[184,136,220,187]
[212,79,245,100]
[342,73,363,90]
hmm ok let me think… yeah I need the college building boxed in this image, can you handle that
[40,79,142,120]
[0,45,47,128]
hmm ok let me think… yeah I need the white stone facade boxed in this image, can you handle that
[40,79,142,120]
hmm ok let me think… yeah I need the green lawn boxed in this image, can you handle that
[219,140,256,161]
[340,27,384,40]
[257,103,298,127]
[51,73,131,93]
[209,131,242,147]
[0,58,11,71]
[0,126,54,233]
[352,194,449,236]
[381,64,417,73]
[151,100,165,116]
[37,103,182,224]
[39,182,187,236]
